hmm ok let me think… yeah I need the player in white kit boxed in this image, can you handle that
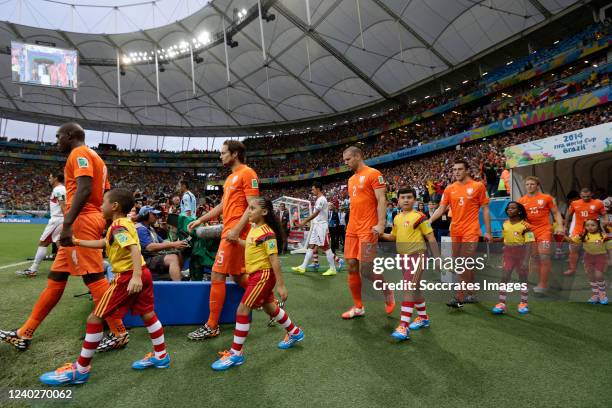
[16,174,66,277]
[292,182,337,276]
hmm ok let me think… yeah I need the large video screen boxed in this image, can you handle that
[11,41,78,90]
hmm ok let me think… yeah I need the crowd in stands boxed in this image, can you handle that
[239,58,609,179]
[2,97,609,213]
[263,105,612,206]
[0,19,609,213]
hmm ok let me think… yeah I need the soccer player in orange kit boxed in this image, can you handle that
[429,159,492,308]
[186,140,259,339]
[341,146,394,319]
[518,176,564,293]
[0,122,128,351]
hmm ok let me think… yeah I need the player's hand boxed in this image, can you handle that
[483,232,492,242]
[173,240,189,249]
[554,226,564,236]
[372,224,384,236]
[127,276,143,294]
[187,219,201,233]
[276,284,288,302]
[59,224,74,246]
[225,228,239,243]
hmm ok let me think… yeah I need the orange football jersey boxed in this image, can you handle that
[569,199,605,235]
[518,193,556,238]
[441,179,489,237]
[64,145,109,214]
[346,166,386,235]
[222,164,259,235]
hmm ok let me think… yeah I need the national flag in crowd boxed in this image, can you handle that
[538,88,550,104]
[555,84,569,99]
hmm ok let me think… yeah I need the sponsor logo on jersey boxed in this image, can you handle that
[467,187,474,195]
[537,199,544,206]
[378,175,385,185]
[251,179,259,188]
[232,175,238,184]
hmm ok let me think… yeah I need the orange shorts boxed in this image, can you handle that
[51,212,106,275]
[451,234,479,257]
[212,239,245,275]
[344,232,378,262]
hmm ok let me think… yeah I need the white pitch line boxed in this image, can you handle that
[0,261,31,270]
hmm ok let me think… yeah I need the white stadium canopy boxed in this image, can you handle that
[0,0,581,136]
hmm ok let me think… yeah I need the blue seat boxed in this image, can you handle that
[122,281,244,327]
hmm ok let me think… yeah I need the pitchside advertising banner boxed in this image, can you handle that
[504,122,612,168]
[361,242,609,303]
[0,216,48,224]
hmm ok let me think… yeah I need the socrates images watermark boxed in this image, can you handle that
[370,253,528,293]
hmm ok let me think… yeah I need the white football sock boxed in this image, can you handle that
[300,249,314,268]
[324,249,337,271]
[30,246,48,271]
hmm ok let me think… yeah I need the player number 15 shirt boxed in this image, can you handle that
[346,166,386,235]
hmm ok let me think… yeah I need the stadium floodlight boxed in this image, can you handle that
[462,80,469,84]
[198,31,211,44]
[553,40,559,44]
[122,56,131,64]
[424,95,430,99]
[506,60,513,65]
[445,87,451,91]
[411,100,417,104]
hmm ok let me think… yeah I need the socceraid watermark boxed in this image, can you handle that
[358,242,589,302]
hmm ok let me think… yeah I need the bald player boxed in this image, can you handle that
[341,146,394,319]
[517,176,564,292]
[187,140,259,340]
[0,123,128,351]
[429,159,491,308]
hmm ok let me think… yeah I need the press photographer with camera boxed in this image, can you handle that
[135,205,189,281]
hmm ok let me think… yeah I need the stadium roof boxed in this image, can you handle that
[0,0,583,137]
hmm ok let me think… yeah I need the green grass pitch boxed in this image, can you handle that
[0,224,611,408]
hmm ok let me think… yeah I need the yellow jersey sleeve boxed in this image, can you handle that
[110,222,138,248]
[417,218,433,237]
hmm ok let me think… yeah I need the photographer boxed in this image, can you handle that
[135,206,188,281]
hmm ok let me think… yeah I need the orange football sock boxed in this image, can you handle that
[18,279,67,339]
[538,258,551,288]
[206,280,226,329]
[86,279,126,335]
[347,272,363,309]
